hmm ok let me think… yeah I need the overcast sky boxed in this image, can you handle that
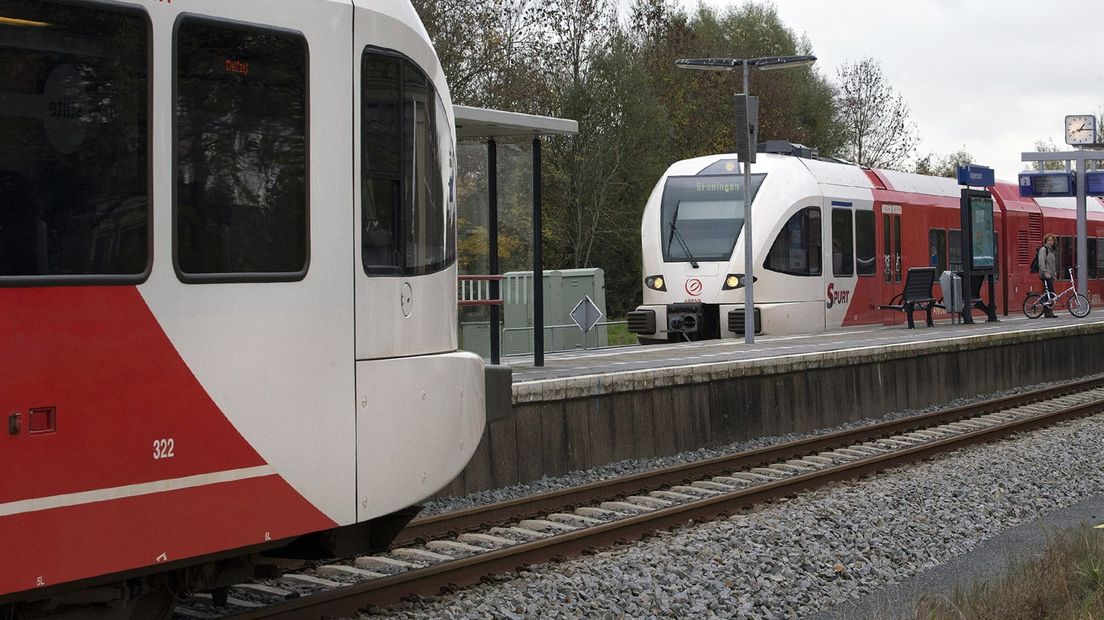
[660,0,1104,180]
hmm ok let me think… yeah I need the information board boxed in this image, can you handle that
[1087,171,1104,196]
[970,196,994,270]
[1018,172,1075,197]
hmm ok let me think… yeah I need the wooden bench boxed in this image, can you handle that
[880,267,938,328]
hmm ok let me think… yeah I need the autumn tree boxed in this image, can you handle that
[835,57,917,169]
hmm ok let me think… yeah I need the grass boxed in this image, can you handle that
[910,527,1104,620]
[605,321,639,347]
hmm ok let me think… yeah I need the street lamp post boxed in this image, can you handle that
[675,55,816,344]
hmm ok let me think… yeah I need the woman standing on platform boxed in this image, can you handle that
[1038,233,1058,318]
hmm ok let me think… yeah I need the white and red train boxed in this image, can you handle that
[1,0,484,616]
[628,146,1104,341]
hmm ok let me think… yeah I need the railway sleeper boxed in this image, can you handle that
[458,533,517,548]
[425,540,487,555]
[390,548,453,564]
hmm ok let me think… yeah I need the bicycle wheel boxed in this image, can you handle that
[1023,293,1045,319]
[1067,293,1092,318]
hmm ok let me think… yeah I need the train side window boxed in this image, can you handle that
[831,208,853,277]
[1059,236,1074,280]
[855,210,875,276]
[1097,239,1104,279]
[948,230,962,272]
[174,18,308,281]
[362,54,402,272]
[1089,238,1098,279]
[0,1,149,282]
[362,49,450,276]
[928,229,947,273]
[764,207,821,276]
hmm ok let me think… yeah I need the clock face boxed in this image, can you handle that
[1065,114,1097,145]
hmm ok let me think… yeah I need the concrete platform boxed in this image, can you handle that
[438,314,1104,498]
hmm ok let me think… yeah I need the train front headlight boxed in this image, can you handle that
[645,275,666,291]
[723,274,743,290]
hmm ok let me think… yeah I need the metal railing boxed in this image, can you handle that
[458,275,503,306]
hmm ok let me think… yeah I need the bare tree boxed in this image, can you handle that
[835,57,917,169]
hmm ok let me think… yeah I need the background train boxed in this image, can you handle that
[0,0,484,617]
[628,144,1104,342]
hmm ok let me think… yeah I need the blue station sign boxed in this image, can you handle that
[1018,171,1075,198]
[1087,171,1104,196]
[957,164,995,187]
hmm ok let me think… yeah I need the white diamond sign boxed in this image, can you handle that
[570,295,603,333]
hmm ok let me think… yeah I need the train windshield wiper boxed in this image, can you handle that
[668,208,699,268]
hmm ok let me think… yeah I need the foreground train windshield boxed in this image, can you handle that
[661,174,765,263]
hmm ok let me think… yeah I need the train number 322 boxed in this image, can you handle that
[153,438,175,460]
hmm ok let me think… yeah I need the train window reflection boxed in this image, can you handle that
[1060,236,1074,280]
[660,174,765,263]
[855,210,875,276]
[831,208,853,277]
[0,1,148,280]
[948,229,962,272]
[1097,239,1104,279]
[764,207,821,276]
[362,49,450,277]
[928,229,947,273]
[175,19,307,280]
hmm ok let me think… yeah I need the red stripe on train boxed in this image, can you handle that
[0,287,266,503]
[0,474,335,596]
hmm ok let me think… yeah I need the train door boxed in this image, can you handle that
[880,204,903,324]
[353,25,458,361]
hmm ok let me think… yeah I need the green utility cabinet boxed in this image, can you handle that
[460,268,607,358]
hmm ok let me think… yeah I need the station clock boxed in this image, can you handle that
[1065,114,1097,145]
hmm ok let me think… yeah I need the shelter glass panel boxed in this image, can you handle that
[175,19,308,278]
[0,1,148,279]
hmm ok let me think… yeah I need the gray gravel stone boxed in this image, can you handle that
[358,376,1104,619]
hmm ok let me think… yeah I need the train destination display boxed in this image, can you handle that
[1018,171,1075,198]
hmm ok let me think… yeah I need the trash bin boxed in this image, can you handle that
[939,270,962,319]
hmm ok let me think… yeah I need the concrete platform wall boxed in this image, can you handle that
[437,324,1104,498]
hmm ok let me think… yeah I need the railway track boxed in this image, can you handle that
[175,376,1104,619]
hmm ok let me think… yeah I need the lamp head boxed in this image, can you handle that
[674,58,741,71]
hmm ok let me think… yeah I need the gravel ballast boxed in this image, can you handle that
[363,380,1104,619]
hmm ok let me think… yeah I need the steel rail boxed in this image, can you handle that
[396,375,1104,545]
[232,380,1104,619]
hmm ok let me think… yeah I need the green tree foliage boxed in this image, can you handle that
[412,1,873,317]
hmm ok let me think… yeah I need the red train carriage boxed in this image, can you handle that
[629,147,1104,341]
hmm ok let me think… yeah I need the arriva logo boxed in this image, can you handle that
[826,283,851,309]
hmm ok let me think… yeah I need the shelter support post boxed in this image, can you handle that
[533,138,544,367]
[488,139,500,365]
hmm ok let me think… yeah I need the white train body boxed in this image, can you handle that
[630,152,871,340]
[628,149,1104,341]
[1,0,484,609]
